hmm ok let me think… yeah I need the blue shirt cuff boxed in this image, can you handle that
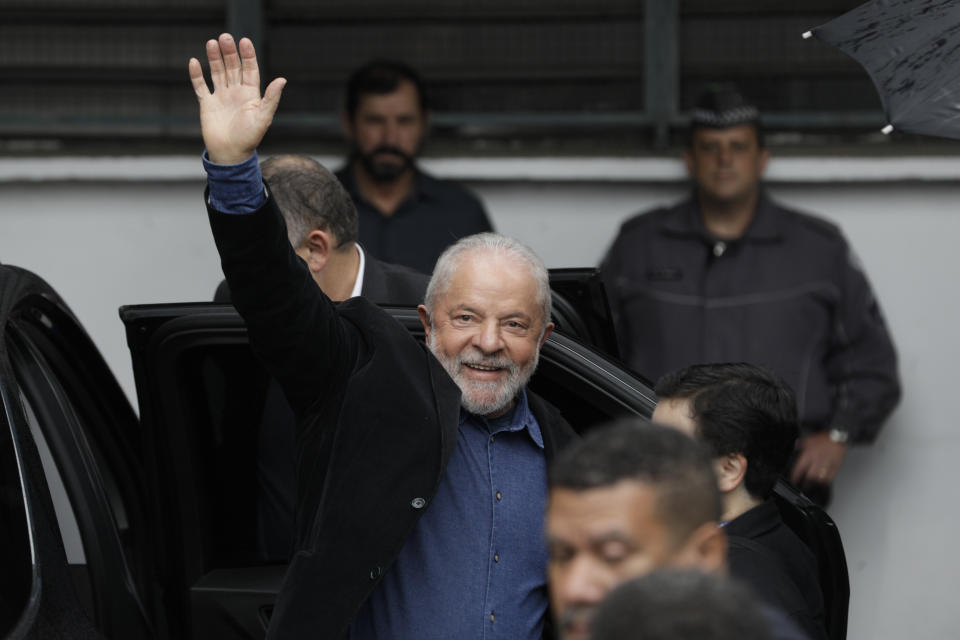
[202,150,266,214]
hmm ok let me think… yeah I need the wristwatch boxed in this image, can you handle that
[827,428,850,444]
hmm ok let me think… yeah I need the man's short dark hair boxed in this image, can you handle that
[261,155,358,249]
[345,60,428,118]
[549,419,721,543]
[687,84,765,148]
[655,363,799,499]
[590,569,772,640]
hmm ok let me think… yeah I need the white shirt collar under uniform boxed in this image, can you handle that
[351,244,366,299]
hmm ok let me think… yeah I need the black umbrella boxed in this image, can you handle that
[803,0,960,140]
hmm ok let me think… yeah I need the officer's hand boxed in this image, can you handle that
[790,431,847,486]
[188,33,286,165]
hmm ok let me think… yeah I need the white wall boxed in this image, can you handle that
[775,185,958,640]
[0,179,223,398]
[0,156,956,639]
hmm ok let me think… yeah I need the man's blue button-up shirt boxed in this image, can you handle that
[349,388,549,640]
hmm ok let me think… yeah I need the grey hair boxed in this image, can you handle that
[260,154,358,249]
[424,233,551,330]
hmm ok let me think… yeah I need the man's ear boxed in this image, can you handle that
[714,453,747,494]
[299,230,333,274]
[417,305,432,341]
[539,322,554,348]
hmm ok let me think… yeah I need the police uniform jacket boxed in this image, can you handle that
[601,194,900,441]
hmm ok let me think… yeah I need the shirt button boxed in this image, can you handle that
[490,435,495,443]
[494,553,500,563]
[496,491,502,501]
[410,497,426,509]
[490,612,495,622]
[713,241,727,257]
[369,566,382,580]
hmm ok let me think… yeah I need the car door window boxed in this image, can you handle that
[139,336,277,568]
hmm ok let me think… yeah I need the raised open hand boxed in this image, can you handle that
[188,34,286,165]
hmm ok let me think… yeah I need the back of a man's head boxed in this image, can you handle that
[260,154,358,250]
[345,60,428,119]
[549,419,721,540]
[590,569,773,640]
[655,363,799,500]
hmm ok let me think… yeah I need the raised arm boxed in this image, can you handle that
[190,35,355,418]
[188,34,286,164]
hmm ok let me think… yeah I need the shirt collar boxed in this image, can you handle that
[659,190,783,243]
[459,387,544,449]
[351,244,366,298]
[724,500,781,537]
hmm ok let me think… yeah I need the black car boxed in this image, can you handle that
[0,264,847,640]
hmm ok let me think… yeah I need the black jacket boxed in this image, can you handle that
[207,193,576,639]
[601,194,900,441]
[214,248,430,561]
[727,501,827,640]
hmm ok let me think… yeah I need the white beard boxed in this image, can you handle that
[428,330,539,417]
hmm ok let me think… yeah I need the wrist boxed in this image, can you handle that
[207,149,256,166]
[203,151,265,214]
